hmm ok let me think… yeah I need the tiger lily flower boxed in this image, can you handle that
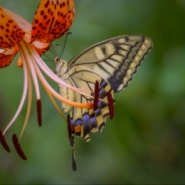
[0,0,92,156]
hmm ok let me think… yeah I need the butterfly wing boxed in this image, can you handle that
[56,34,152,139]
[56,34,152,170]
[69,34,153,92]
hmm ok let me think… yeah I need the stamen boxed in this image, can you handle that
[33,48,92,98]
[93,81,99,111]
[37,99,42,126]
[34,61,93,109]
[20,43,41,101]
[3,61,28,135]
[19,72,33,139]
[44,87,66,121]
[12,134,27,160]
[34,49,81,91]
[0,130,11,152]
[107,91,114,119]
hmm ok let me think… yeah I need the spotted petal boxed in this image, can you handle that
[0,7,25,48]
[31,0,75,43]
[0,7,26,68]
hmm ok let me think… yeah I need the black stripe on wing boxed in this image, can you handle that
[107,36,153,92]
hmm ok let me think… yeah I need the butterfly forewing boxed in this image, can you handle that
[68,35,152,92]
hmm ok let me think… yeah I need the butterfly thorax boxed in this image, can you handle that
[55,57,75,112]
[55,57,69,80]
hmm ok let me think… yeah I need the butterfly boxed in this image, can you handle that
[55,34,153,170]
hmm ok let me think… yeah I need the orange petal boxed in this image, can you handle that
[0,46,18,68]
[0,7,25,48]
[32,40,50,56]
[3,8,31,33]
[0,52,17,68]
[31,0,75,43]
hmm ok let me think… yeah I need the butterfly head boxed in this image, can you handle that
[55,57,69,78]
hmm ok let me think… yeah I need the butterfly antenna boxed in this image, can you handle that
[59,32,72,58]
[49,31,72,58]
[50,43,59,57]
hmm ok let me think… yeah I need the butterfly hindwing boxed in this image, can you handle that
[56,58,114,140]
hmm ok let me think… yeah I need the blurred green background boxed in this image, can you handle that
[0,0,185,184]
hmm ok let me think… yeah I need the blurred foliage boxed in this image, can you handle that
[0,0,185,184]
